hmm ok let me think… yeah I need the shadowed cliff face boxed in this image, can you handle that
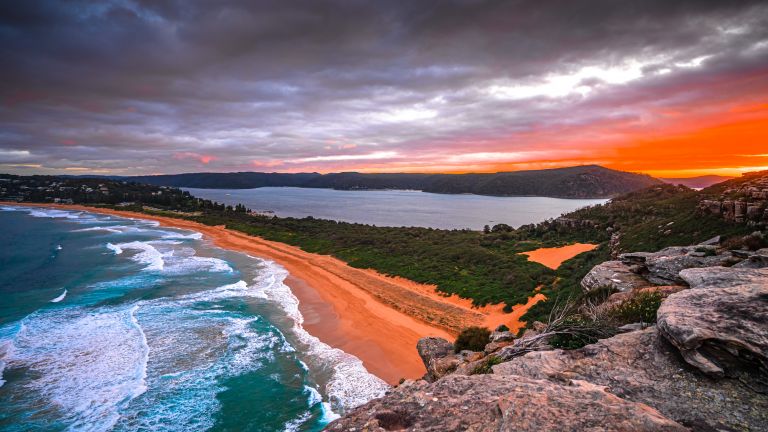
[326,241,768,432]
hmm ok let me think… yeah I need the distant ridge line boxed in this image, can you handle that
[124,165,662,199]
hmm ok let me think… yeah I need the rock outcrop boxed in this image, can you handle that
[580,260,651,292]
[698,171,768,225]
[325,374,687,432]
[679,266,768,289]
[657,284,768,384]
[493,328,768,431]
[416,337,454,382]
[619,246,736,285]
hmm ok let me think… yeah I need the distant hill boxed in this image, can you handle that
[129,172,322,189]
[660,175,733,189]
[419,165,661,198]
[128,165,661,199]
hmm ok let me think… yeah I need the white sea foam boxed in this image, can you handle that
[3,306,150,431]
[75,226,126,234]
[0,359,5,388]
[50,289,67,303]
[161,231,203,240]
[107,241,232,274]
[115,241,165,271]
[106,243,123,255]
[247,258,389,414]
[56,244,63,251]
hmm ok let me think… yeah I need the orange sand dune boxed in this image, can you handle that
[520,243,597,269]
[8,203,546,384]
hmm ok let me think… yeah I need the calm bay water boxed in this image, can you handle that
[0,206,386,432]
[184,187,607,230]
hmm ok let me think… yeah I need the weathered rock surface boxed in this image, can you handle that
[679,266,768,289]
[657,285,768,383]
[324,374,687,432]
[493,328,768,431]
[619,246,736,285]
[416,337,454,382]
[733,249,768,269]
[580,260,651,292]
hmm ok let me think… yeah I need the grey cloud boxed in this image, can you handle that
[1,0,767,174]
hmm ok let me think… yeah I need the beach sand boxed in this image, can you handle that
[520,243,597,270]
[8,203,558,383]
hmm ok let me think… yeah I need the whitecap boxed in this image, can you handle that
[55,244,63,251]
[161,231,203,240]
[106,243,123,255]
[50,289,67,303]
[113,241,164,271]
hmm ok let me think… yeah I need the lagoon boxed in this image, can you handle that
[184,187,608,230]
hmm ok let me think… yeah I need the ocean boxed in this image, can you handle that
[0,206,387,432]
[183,187,608,230]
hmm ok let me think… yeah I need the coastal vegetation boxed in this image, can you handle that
[453,327,491,353]
[1,172,760,332]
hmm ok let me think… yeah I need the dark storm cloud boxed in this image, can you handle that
[1,0,767,174]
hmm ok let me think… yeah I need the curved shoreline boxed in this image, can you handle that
[7,204,459,383]
[5,203,590,384]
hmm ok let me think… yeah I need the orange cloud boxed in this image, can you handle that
[173,152,217,164]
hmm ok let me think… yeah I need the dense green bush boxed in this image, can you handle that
[454,326,491,352]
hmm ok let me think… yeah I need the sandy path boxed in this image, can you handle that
[520,243,597,269]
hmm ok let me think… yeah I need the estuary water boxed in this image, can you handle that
[184,187,607,230]
[0,206,387,431]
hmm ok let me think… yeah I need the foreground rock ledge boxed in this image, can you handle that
[493,328,768,431]
[657,284,768,381]
[324,374,686,432]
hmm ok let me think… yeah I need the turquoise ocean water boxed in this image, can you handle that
[0,206,387,431]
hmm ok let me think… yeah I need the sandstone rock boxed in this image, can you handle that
[657,284,768,383]
[484,340,514,355]
[493,328,768,431]
[699,235,721,246]
[679,266,768,288]
[580,260,651,292]
[490,330,515,343]
[733,249,768,269]
[416,337,454,382]
[619,246,735,285]
[324,374,687,432]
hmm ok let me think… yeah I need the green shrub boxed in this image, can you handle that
[495,324,510,332]
[454,326,491,352]
[549,315,602,350]
[608,291,664,325]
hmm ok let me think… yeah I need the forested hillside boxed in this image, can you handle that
[126,165,661,198]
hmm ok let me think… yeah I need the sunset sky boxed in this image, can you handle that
[1,1,767,177]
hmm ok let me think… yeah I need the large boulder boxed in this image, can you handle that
[657,284,768,384]
[619,246,736,285]
[580,260,651,292]
[324,374,686,432]
[679,266,768,289]
[493,328,768,431]
[416,337,454,382]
